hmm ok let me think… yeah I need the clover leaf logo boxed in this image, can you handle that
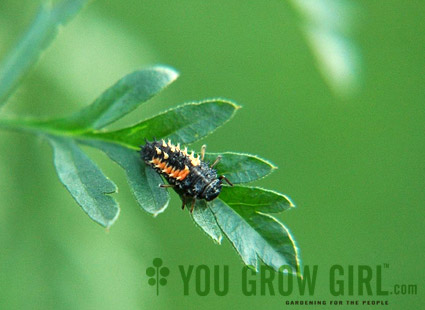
[146,258,170,295]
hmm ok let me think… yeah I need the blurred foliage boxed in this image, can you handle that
[288,0,362,96]
[0,0,424,310]
[0,0,88,105]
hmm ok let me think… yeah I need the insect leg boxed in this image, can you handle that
[210,155,222,168]
[200,144,207,161]
[190,198,196,213]
[159,184,175,188]
[219,175,233,186]
[181,195,187,210]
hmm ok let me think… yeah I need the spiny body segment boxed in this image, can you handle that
[140,139,232,212]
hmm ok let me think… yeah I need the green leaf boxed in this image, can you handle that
[191,200,223,244]
[0,0,88,106]
[84,140,169,216]
[219,186,294,213]
[55,66,179,130]
[92,99,240,148]
[210,199,300,274]
[47,136,119,228]
[203,152,277,184]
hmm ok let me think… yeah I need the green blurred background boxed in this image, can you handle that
[0,0,424,309]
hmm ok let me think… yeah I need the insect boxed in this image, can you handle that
[140,139,233,212]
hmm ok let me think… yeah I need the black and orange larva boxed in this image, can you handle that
[140,139,233,212]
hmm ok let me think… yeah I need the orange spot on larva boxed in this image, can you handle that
[167,166,175,174]
[158,161,166,169]
[177,169,190,180]
[169,168,179,178]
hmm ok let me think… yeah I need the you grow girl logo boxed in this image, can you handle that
[146,258,170,295]
[146,259,394,299]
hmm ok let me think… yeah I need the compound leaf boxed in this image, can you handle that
[85,140,169,216]
[203,152,276,184]
[56,66,179,130]
[210,199,300,274]
[191,200,223,244]
[219,185,294,213]
[93,99,240,148]
[47,136,119,227]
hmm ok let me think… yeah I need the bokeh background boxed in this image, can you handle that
[0,0,424,309]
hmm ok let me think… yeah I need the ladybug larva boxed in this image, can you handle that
[140,139,233,212]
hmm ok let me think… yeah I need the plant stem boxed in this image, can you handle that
[0,116,138,150]
[0,117,54,133]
